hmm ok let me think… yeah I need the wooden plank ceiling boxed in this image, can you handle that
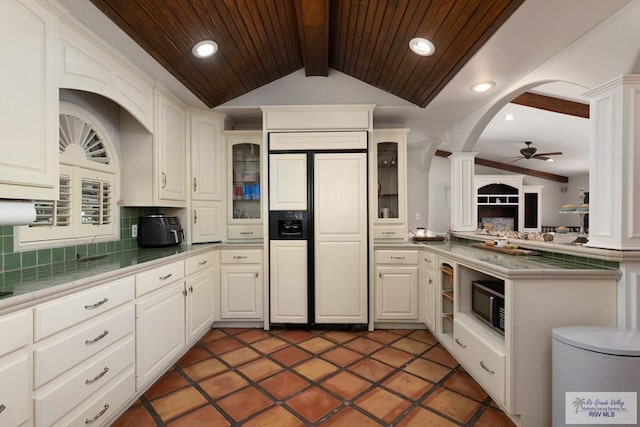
[90,0,524,108]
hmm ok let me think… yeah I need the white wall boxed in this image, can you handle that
[407,147,429,232]
[427,156,451,233]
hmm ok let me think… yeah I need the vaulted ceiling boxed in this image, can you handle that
[89,0,524,109]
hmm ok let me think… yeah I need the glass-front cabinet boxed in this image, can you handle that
[225,130,263,240]
[371,129,408,240]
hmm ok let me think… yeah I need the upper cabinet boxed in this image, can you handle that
[156,89,187,204]
[225,130,263,240]
[190,112,225,202]
[121,88,187,207]
[0,0,59,200]
[371,129,408,240]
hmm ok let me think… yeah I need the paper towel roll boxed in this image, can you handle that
[0,200,36,226]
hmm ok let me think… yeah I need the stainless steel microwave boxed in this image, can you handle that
[471,280,505,334]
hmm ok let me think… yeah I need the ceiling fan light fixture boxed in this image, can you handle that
[192,40,218,58]
[471,81,495,93]
[547,158,554,162]
[409,38,435,56]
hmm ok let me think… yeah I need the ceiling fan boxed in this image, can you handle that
[509,141,563,162]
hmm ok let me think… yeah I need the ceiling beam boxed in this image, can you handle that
[435,150,569,183]
[511,92,589,118]
[294,0,329,76]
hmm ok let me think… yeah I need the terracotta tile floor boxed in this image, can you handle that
[113,328,516,426]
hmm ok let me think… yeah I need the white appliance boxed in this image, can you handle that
[552,326,640,426]
[268,133,368,326]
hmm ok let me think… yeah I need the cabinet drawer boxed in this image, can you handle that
[0,310,31,357]
[221,249,262,264]
[52,368,135,427]
[228,224,263,240]
[35,336,134,427]
[34,305,134,388]
[185,250,217,276]
[35,276,134,342]
[453,317,505,403]
[373,225,405,240]
[0,351,29,427]
[135,260,184,297]
[376,250,418,265]
[420,251,436,271]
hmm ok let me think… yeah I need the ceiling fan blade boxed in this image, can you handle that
[509,156,525,163]
[535,152,563,156]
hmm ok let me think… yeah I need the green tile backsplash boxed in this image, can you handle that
[0,207,158,273]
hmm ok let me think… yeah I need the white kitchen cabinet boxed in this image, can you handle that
[270,240,308,324]
[185,267,215,345]
[0,0,59,200]
[226,130,263,240]
[156,89,187,204]
[191,201,223,243]
[190,111,225,201]
[375,250,419,321]
[371,129,408,240]
[420,251,436,331]
[220,249,263,320]
[523,185,543,231]
[0,309,31,427]
[135,281,185,389]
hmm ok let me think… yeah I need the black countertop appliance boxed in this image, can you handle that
[138,215,184,247]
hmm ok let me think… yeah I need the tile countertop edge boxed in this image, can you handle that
[0,242,264,315]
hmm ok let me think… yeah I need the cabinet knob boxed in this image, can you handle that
[193,177,198,192]
[189,286,194,293]
[183,289,188,296]
[0,404,6,414]
[255,272,259,279]
[429,278,433,284]
[193,210,198,224]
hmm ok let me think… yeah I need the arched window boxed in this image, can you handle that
[18,102,119,247]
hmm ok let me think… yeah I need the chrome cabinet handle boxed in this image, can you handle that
[424,258,432,263]
[183,289,188,296]
[161,172,167,188]
[85,330,109,345]
[233,255,248,260]
[159,273,173,280]
[390,256,405,260]
[428,278,433,284]
[382,231,395,235]
[84,297,108,310]
[198,260,208,265]
[255,272,259,278]
[379,272,382,278]
[193,210,198,224]
[85,404,109,424]
[240,231,254,235]
[193,177,197,192]
[454,338,467,349]
[0,404,5,414]
[189,286,193,293]
[479,360,495,375]
[85,367,109,384]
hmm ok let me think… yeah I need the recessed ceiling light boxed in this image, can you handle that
[504,113,514,121]
[470,81,495,93]
[192,40,218,58]
[409,38,435,56]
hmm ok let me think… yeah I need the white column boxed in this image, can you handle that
[585,75,640,250]
[449,152,477,231]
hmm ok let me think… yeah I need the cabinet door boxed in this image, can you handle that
[156,90,187,203]
[0,351,29,427]
[192,201,222,243]
[191,113,224,201]
[0,0,58,200]
[375,266,418,320]
[523,185,542,232]
[270,240,307,324]
[314,153,367,324]
[227,131,262,227]
[371,130,408,239]
[423,268,436,329]
[186,268,215,344]
[269,153,307,211]
[220,265,262,319]
[135,282,185,388]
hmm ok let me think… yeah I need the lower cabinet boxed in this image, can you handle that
[375,250,419,321]
[220,249,263,320]
[186,268,216,344]
[0,351,30,426]
[135,281,186,389]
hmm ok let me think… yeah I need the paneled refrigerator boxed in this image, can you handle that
[268,132,368,326]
